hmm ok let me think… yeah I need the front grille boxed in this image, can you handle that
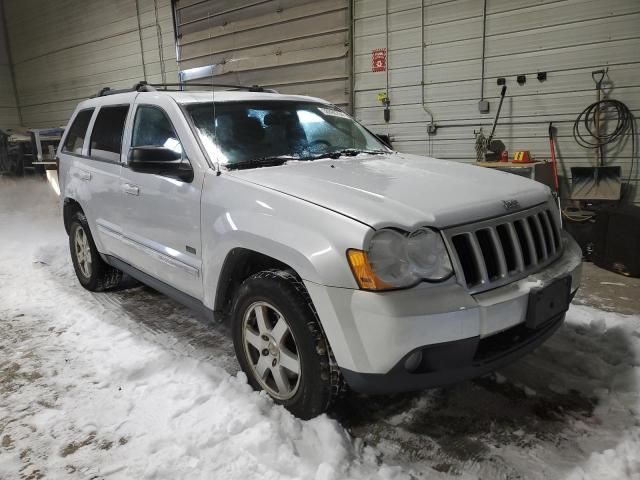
[444,204,562,293]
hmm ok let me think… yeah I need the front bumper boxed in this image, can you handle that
[305,233,582,393]
[341,308,569,394]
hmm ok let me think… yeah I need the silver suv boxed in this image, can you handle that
[58,84,582,419]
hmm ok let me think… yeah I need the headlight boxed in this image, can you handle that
[367,229,413,286]
[347,227,453,291]
[406,228,453,281]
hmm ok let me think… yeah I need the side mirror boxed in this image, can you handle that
[128,146,193,182]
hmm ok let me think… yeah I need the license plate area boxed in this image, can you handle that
[526,276,572,329]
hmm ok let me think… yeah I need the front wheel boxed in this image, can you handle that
[231,270,343,419]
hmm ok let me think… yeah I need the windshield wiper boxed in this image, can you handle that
[301,148,388,161]
[226,149,388,169]
[225,155,299,171]
[337,148,387,156]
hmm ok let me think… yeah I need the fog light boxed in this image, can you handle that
[404,350,423,373]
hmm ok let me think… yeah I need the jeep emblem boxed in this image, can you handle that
[502,199,520,211]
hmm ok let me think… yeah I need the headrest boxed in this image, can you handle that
[264,111,295,126]
[234,116,265,141]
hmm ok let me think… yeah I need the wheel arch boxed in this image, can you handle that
[214,247,298,321]
[63,197,84,234]
[211,247,351,382]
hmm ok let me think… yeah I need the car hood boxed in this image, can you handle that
[227,153,551,229]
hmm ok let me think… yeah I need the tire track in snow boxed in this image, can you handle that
[23,245,640,480]
[2,178,639,479]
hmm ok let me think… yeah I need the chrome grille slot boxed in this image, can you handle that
[476,228,502,282]
[543,209,560,250]
[445,204,563,293]
[529,215,548,260]
[538,211,555,255]
[495,224,517,273]
[451,234,480,286]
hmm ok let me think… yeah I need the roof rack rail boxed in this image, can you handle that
[93,81,156,97]
[92,81,276,98]
[149,83,277,93]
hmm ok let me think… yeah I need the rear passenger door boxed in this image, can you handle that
[86,103,131,255]
[59,102,130,256]
[117,95,204,300]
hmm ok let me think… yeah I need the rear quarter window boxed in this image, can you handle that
[89,105,130,162]
[62,109,94,154]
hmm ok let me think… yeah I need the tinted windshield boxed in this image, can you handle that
[186,101,388,168]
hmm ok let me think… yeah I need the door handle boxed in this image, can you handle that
[78,171,91,181]
[123,183,140,196]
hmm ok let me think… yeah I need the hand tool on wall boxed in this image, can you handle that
[484,85,507,161]
[592,69,606,165]
[570,68,628,201]
[548,122,559,192]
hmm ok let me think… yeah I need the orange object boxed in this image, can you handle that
[346,249,392,291]
[513,150,533,163]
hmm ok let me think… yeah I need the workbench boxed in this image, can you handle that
[475,160,555,189]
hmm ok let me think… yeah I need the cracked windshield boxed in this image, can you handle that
[186,101,388,169]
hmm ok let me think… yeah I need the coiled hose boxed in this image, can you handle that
[572,98,637,199]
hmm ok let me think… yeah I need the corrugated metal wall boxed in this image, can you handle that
[3,0,178,128]
[0,1,19,130]
[173,0,351,109]
[353,0,640,202]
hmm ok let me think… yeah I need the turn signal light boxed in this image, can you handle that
[346,249,393,291]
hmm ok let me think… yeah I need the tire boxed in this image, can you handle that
[231,269,345,419]
[68,211,123,292]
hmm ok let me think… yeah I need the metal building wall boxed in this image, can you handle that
[353,0,640,202]
[173,0,351,109]
[0,1,19,130]
[3,0,178,128]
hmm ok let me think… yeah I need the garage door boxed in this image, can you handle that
[173,0,352,110]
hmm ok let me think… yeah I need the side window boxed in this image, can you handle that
[89,105,129,162]
[131,106,183,155]
[62,109,94,154]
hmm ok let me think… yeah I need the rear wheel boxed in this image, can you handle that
[231,269,344,419]
[68,211,122,291]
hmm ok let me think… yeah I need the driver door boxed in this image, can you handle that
[117,96,204,300]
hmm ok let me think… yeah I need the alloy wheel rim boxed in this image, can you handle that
[74,226,92,278]
[242,301,301,400]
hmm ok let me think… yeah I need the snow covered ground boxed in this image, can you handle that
[1,177,639,480]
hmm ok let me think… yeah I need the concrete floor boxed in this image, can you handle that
[574,262,640,315]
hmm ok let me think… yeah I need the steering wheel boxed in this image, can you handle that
[306,139,333,153]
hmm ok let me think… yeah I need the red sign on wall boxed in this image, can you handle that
[371,48,387,72]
